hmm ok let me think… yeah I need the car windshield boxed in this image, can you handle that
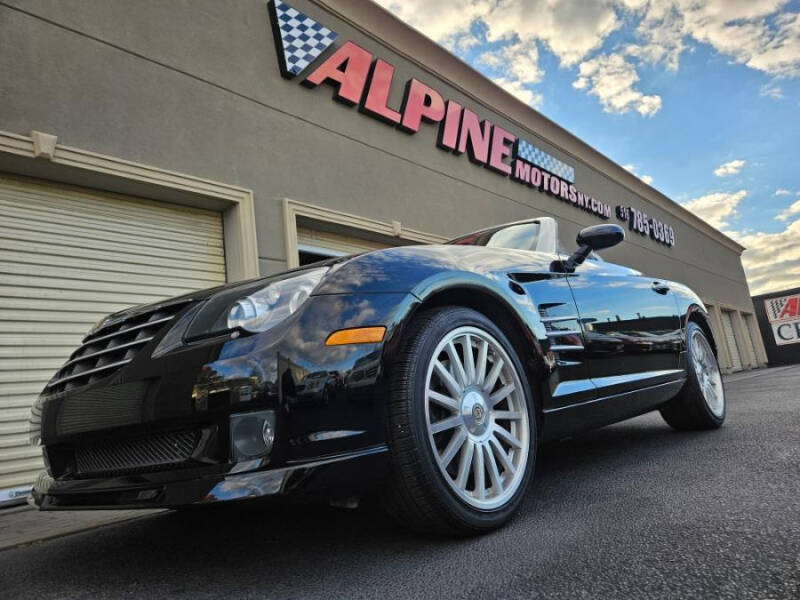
[447,222,541,252]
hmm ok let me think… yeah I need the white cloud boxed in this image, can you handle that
[776,199,800,221]
[491,76,543,107]
[375,0,800,116]
[623,164,654,185]
[775,188,792,195]
[624,1,686,71]
[478,41,544,83]
[623,1,800,78]
[573,54,662,116]
[733,219,800,294]
[682,189,747,229]
[372,0,490,45]
[713,159,746,177]
[479,1,622,68]
[760,82,785,99]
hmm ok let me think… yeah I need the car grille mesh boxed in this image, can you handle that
[74,430,199,477]
[47,302,188,395]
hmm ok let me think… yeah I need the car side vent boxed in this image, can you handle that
[46,302,189,395]
[538,304,584,354]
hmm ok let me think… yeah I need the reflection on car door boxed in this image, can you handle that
[566,258,682,397]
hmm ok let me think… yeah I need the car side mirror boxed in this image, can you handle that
[556,224,625,273]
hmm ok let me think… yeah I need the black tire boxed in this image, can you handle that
[381,306,537,535]
[660,321,726,430]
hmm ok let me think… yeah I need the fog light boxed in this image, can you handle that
[230,410,275,461]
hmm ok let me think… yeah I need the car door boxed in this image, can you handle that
[565,256,683,397]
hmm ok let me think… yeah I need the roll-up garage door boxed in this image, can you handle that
[0,176,226,500]
[720,310,742,371]
[743,314,760,367]
[296,226,395,265]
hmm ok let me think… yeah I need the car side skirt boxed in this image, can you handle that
[540,377,686,441]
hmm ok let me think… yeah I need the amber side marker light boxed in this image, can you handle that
[325,326,386,346]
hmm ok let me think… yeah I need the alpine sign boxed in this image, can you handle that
[268,1,676,247]
[765,293,800,346]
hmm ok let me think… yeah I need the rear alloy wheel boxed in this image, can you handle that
[660,321,726,430]
[382,307,536,535]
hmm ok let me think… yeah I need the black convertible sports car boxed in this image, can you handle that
[29,217,725,534]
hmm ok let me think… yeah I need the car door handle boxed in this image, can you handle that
[652,281,670,294]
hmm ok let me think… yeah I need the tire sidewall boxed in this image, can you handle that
[406,308,537,531]
[685,322,726,425]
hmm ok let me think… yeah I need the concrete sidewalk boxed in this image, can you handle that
[0,365,786,553]
[0,504,163,551]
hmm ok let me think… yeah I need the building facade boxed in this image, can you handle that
[752,287,800,366]
[0,0,767,501]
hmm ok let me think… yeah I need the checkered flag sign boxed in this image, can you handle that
[270,0,338,78]
[768,297,786,321]
[514,139,576,183]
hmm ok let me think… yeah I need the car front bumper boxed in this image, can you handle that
[31,292,416,510]
[30,444,388,510]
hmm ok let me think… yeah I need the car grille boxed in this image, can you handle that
[46,302,189,395]
[74,430,199,477]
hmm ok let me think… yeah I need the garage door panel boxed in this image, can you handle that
[0,275,181,306]
[0,314,106,327]
[0,296,163,320]
[0,433,30,449]
[0,382,50,397]
[0,186,224,235]
[0,408,36,423]
[0,457,48,478]
[0,473,41,491]
[0,370,62,384]
[0,451,44,478]
[0,358,64,372]
[0,420,30,436]
[0,223,225,262]
[0,346,76,359]
[1,394,50,409]
[0,177,226,495]
[0,249,224,279]
[0,209,224,251]
[0,261,220,290]
[0,239,225,270]
[721,311,742,370]
[0,323,92,335]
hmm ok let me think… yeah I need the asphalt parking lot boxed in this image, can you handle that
[2,366,798,599]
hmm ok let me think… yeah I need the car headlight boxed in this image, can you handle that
[185,267,328,339]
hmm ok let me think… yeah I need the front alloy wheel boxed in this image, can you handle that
[424,326,530,510]
[382,307,536,535]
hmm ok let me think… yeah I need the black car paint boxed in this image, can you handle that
[31,243,711,509]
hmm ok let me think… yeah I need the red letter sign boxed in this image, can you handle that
[437,100,462,151]
[360,59,402,124]
[487,125,515,175]
[779,296,800,320]
[303,41,373,106]
[400,79,446,133]
[457,109,491,165]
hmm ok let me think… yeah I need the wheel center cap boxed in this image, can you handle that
[461,389,490,437]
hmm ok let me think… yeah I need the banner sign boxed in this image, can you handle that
[269,1,675,247]
[765,293,800,346]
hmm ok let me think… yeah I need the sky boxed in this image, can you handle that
[373,0,800,296]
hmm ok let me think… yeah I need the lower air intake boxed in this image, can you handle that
[74,431,198,477]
